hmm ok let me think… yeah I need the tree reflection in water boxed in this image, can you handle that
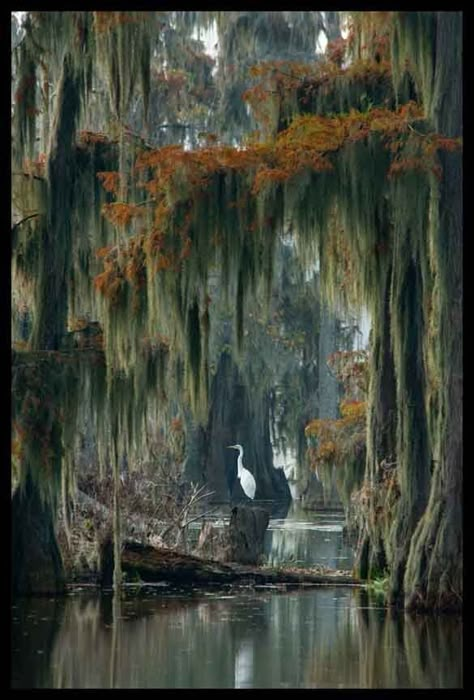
[304,590,462,688]
[11,597,66,689]
[11,588,462,688]
[263,505,354,570]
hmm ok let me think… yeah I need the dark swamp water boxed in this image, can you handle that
[12,507,462,689]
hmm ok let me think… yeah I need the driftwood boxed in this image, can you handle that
[121,542,359,587]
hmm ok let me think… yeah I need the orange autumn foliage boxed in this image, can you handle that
[130,102,460,205]
[23,153,46,178]
[93,11,144,34]
[94,101,461,303]
[78,130,112,145]
[15,73,36,104]
[95,245,115,259]
[102,202,144,227]
[305,351,369,469]
[305,399,367,469]
[97,171,121,194]
[94,271,124,305]
[94,69,461,306]
[243,57,392,127]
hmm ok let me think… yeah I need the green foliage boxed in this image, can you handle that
[365,573,390,602]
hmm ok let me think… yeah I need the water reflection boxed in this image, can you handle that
[264,504,354,570]
[305,590,463,689]
[187,502,350,570]
[11,596,65,689]
[12,588,462,688]
[234,639,254,688]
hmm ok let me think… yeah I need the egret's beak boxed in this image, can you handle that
[226,445,236,449]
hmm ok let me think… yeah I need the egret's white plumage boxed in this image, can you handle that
[227,444,256,500]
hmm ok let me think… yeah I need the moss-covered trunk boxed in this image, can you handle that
[387,251,431,605]
[367,266,397,487]
[31,53,80,351]
[360,12,462,611]
[13,54,81,595]
[402,12,462,611]
[12,475,65,595]
[356,263,397,580]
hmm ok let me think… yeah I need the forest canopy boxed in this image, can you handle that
[11,11,462,613]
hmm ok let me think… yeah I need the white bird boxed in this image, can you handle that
[227,444,256,500]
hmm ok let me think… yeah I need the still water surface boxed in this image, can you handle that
[188,502,354,570]
[264,505,353,570]
[12,587,462,688]
[12,507,462,688]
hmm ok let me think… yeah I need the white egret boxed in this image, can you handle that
[227,444,256,500]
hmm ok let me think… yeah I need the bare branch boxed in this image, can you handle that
[184,508,219,527]
[12,212,40,232]
[407,123,429,138]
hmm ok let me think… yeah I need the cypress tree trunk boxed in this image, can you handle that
[12,475,65,595]
[13,54,81,595]
[402,12,462,611]
[388,253,431,605]
[31,53,79,351]
[205,353,241,500]
[367,266,397,488]
[360,12,462,611]
[356,263,396,579]
[205,353,291,501]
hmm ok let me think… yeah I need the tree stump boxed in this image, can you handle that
[227,505,270,565]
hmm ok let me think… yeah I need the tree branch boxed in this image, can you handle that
[12,212,40,231]
[407,123,429,138]
[184,508,219,527]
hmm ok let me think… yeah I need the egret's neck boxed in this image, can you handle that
[237,451,243,476]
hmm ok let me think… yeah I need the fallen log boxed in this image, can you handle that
[121,541,360,587]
